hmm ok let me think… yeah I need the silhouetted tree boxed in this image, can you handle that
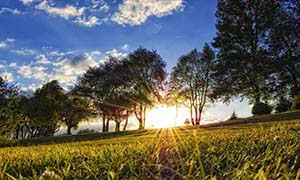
[169,44,215,125]
[124,48,167,129]
[61,90,93,135]
[269,0,300,97]
[212,0,277,103]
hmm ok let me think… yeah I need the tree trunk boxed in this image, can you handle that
[123,110,129,131]
[190,105,195,125]
[106,118,110,132]
[135,105,145,130]
[115,120,120,132]
[102,115,106,132]
[67,126,72,135]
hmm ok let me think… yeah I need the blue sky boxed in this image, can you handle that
[0,0,251,122]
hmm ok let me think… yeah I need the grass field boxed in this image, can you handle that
[1,118,300,179]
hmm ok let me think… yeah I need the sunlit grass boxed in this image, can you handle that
[0,119,300,179]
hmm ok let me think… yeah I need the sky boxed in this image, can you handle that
[0,0,252,129]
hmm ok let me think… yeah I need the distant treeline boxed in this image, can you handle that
[0,0,299,139]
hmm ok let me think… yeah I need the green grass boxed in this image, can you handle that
[1,118,300,179]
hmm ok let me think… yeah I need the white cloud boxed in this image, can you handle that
[6,38,15,43]
[92,0,110,12]
[50,53,99,85]
[36,0,85,20]
[18,65,47,80]
[112,0,184,26]
[106,49,127,58]
[0,8,21,15]
[0,64,4,69]
[9,63,17,68]
[11,48,35,56]
[0,38,15,49]
[74,16,100,27]
[35,54,51,64]
[121,44,129,51]
[20,0,34,5]
[0,72,13,82]
[0,42,7,48]
[21,83,40,93]
[89,50,101,57]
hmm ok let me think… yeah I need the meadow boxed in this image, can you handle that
[0,118,300,179]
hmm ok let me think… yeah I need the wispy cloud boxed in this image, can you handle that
[19,0,34,5]
[18,65,47,80]
[11,48,35,56]
[106,49,127,59]
[121,44,129,51]
[112,0,184,26]
[74,16,100,27]
[35,54,51,64]
[50,53,99,85]
[36,0,85,20]
[0,38,15,49]
[0,8,22,15]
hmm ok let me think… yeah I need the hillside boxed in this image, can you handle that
[0,115,300,179]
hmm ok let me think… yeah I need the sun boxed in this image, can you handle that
[146,105,189,128]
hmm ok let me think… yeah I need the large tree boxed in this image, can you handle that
[60,91,93,135]
[268,0,300,97]
[212,0,277,103]
[169,44,215,125]
[124,48,167,129]
[27,80,65,137]
[76,48,166,131]
[0,77,20,138]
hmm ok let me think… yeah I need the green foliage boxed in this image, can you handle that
[27,80,65,137]
[0,136,18,147]
[169,43,215,125]
[275,97,292,113]
[76,48,167,131]
[0,120,299,179]
[212,0,277,103]
[252,102,272,115]
[269,1,300,97]
[291,96,300,110]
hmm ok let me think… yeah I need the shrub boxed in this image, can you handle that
[291,96,300,110]
[252,102,272,115]
[184,118,190,125]
[0,136,18,147]
[228,111,238,120]
[77,129,96,135]
[275,97,292,113]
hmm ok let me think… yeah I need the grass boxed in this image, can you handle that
[0,116,300,179]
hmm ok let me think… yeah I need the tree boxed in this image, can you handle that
[3,95,31,139]
[0,77,20,138]
[76,57,133,132]
[124,48,167,129]
[212,0,277,103]
[169,44,215,125]
[60,91,93,135]
[268,0,300,97]
[27,80,65,137]
[76,48,167,131]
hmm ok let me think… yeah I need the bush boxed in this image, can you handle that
[228,111,238,120]
[184,118,190,125]
[77,129,96,135]
[0,136,18,147]
[275,97,292,113]
[252,102,272,115]
[291,96,300,110]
